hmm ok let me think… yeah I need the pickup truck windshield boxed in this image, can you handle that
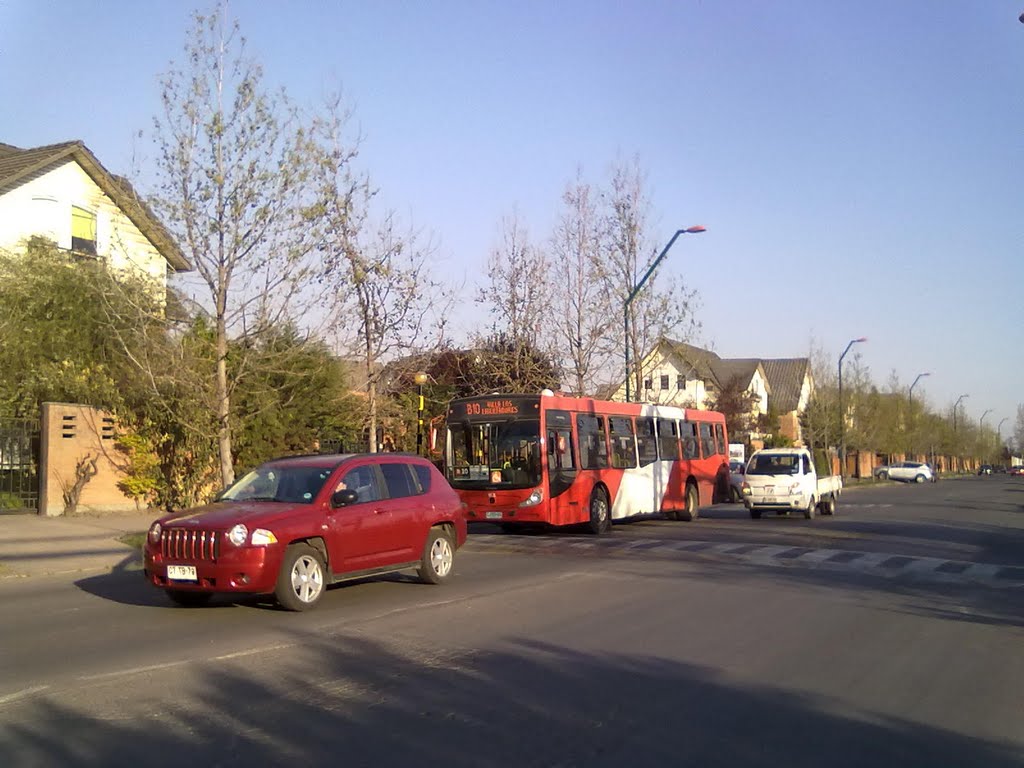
[747,454,800,475]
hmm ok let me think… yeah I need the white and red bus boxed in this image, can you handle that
[444,391,730,533]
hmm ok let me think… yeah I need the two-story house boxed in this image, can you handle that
[0,140,190,300]
[613,337,812,445]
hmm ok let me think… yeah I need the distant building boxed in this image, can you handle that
[612,337,812,445]
[0,140,190,300]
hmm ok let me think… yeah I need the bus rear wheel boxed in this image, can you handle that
[680,483,699,522]
[588,487,611,535]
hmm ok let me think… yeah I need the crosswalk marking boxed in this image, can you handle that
[466,534,1023,588]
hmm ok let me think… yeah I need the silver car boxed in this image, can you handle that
[875,461,933,483]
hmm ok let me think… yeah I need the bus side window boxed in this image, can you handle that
[657,418,679,460]
[699,422,714,459]
[577,415,608,469]
[681,421,699,459]
[636,417,657,466]
[609,417,637,469]
[714,423,726,456]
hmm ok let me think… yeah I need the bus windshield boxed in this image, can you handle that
[447,419,542,490]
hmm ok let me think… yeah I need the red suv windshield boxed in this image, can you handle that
[219,464,337,504]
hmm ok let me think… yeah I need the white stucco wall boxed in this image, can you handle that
[0,159,168,295]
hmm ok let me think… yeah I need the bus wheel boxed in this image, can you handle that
[680,483,699,522]
[588,487,611,535]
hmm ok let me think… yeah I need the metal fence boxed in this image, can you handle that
[0,417,39,512]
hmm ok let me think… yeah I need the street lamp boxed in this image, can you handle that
[414,371,428,456]
[908,372,931,413]
[837,337,867,478]
[980,409,993,431]
[953,394,969,432]
[998,417,1009,441]
[623,225,706,402]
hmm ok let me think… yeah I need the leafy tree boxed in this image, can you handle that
[0,238,163,417]
[705,375,761,446]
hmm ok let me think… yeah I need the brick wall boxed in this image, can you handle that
[38,403,138,516]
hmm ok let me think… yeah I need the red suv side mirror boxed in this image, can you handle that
[331,488,359,508]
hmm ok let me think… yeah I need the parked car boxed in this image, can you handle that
[1010,466,1024,477]
[874,461,933,484]
[728,460,746,502]
[144,453,467,611]
[978,464,993,476]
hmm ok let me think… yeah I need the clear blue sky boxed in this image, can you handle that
[2,1,1021,435]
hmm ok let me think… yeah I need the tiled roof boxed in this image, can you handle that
[761,358,810,413]
[709,358,768,393]
[0,140,190,272]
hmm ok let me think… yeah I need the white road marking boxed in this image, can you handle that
[0,685,50,705]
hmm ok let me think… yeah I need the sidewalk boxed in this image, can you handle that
[0,511,156,580]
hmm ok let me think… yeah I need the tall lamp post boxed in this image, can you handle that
[979,409,992,431]
[623,225,706,402]
[414,371,428,456]
[837,337,867,478]
[998,417,1009,443]
[908,372,931,413]
[953,394,969,432]
[907,371,931,458]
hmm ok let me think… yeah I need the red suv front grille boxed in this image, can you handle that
[161,528,220,561]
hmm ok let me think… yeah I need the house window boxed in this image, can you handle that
[643,378,652,391]
[71,206,97,255]
[660,374,669,390]
[677,375,687,389]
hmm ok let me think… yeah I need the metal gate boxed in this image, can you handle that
[0,417,39,512]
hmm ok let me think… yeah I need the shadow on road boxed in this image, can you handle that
[2,632,1021,768]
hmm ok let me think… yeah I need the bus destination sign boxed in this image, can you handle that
[450,395,538,421]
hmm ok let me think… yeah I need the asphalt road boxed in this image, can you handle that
[1,476,1022,767]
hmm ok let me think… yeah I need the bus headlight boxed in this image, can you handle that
[518,489,544,507]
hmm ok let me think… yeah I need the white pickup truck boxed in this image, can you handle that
[741,447,842,520]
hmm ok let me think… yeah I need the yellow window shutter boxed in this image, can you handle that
[71,206,96,240]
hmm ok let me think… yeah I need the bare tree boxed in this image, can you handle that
[149,5,347,484]
[475,211,556,390]
[603,157,701,399]
[324,208,451,452]
[548,170,614,395]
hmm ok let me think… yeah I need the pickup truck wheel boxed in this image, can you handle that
[275,543,326,611]
[804,497,817,520]
[418,527,455,584]
[680,483,699,522]
[588,486,611,534]
[749,508,761,520]
[821,495,836,516]
[166,590,212,608]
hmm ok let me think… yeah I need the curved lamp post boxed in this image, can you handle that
[624,226,706,402]
[908,372,931,413]
[980,409,993,431]
[953,394,969,432]
[414,371,429,455]
[838,337,867,478]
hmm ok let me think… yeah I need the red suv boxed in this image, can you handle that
[144,453,466,611]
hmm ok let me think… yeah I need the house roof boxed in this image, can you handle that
[709,358,770,394]
[0,140,190,272]
[658,338,721,381]
[760,358,810,413]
